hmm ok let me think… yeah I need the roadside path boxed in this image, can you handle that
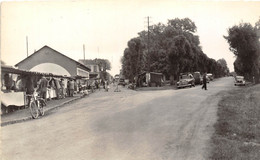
[1,94,82,126]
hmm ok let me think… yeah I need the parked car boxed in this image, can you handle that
[234,76,246,86]
[207,73,214,81]
[205,75,210,83]
[177,73,195,89]
[193,72,202,85]
[118,78,126,86]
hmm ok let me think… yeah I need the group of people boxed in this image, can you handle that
[90,79,110,92]
[2,73,84,102]
[2,72,111,98]
[37,76,80,102]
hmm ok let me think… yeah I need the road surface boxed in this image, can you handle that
[1,77,235,160]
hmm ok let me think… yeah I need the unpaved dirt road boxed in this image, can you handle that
[1,77,235,160]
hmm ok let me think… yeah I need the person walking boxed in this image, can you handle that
[104,80,109,92]
[202,73,207,90]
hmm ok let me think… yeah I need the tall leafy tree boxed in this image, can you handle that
[224,21,260,82]
[95,58,111,71]
[122,17,227,82]
[217,58,230,76]
[121,37,145,81]
[93,58,111,80]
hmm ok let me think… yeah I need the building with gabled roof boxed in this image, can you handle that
[15,45,90,79]
[78,59,101,79]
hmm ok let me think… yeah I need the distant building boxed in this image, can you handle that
[78,59,101,79]
[1,60,6,65]
[15,45,90,78]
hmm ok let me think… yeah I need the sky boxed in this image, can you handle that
[1,0,260,76]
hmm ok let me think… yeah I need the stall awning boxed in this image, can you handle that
[1,65,64,78]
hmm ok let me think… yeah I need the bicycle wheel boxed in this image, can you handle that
[38,100,45,116]
[29,100,39,119]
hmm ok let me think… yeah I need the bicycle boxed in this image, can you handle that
[26,91,46,119]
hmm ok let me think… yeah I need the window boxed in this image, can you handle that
[77,68,89,79]
[94,65,97,72]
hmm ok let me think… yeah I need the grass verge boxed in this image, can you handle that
[210,84,260,160]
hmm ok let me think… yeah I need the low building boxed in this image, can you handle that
[15,46,90,79]
[137,72,163,87]
[78,59,101,79]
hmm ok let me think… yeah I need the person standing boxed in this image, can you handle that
[4,73,12,91]
[74,79,78,94]
[38,76,48,101]
[67,79,70,97]
[202,73,207,90]
[69,79,75,97]
[60,79,66,98]
[26,76,34,95]
[46,78,52,101]
[95,80,98,90]
[54,78,62,99]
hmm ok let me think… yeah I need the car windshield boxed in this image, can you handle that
[180,75,189,79]
[194,73,200,78]
[236,76,244,80]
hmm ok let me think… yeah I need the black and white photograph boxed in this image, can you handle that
[1,0,260,159]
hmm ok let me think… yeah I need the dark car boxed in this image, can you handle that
[193,72,202,85]
[207,73,214,81]
[177,73,195,89]
[118,78,126,86]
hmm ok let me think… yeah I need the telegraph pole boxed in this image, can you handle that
[147,16,150,53]
[83,44,85,60]
[147,16,151,71]
[26,36,28,57]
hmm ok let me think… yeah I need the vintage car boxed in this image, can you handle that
[205,75,210,83]
[193,72,202,85]
[234,76,246,86]
[207,73,214,81]
[177,73,195,89]
[118,78,126,86]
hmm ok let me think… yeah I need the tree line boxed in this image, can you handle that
[224,19,260,83]
[121,18,229,82]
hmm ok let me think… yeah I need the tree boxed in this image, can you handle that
[95,58,111,71]
[217,58,229,76]
[122,17,227,82]
[167,18,197,33]
[121,37,145,81]
[224,21,260,83]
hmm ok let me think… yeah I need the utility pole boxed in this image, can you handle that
[97,47,99,58]
[147,16,150,55]
[147,16,151,71]
[83,44,85,60]
[26,36,28,57]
